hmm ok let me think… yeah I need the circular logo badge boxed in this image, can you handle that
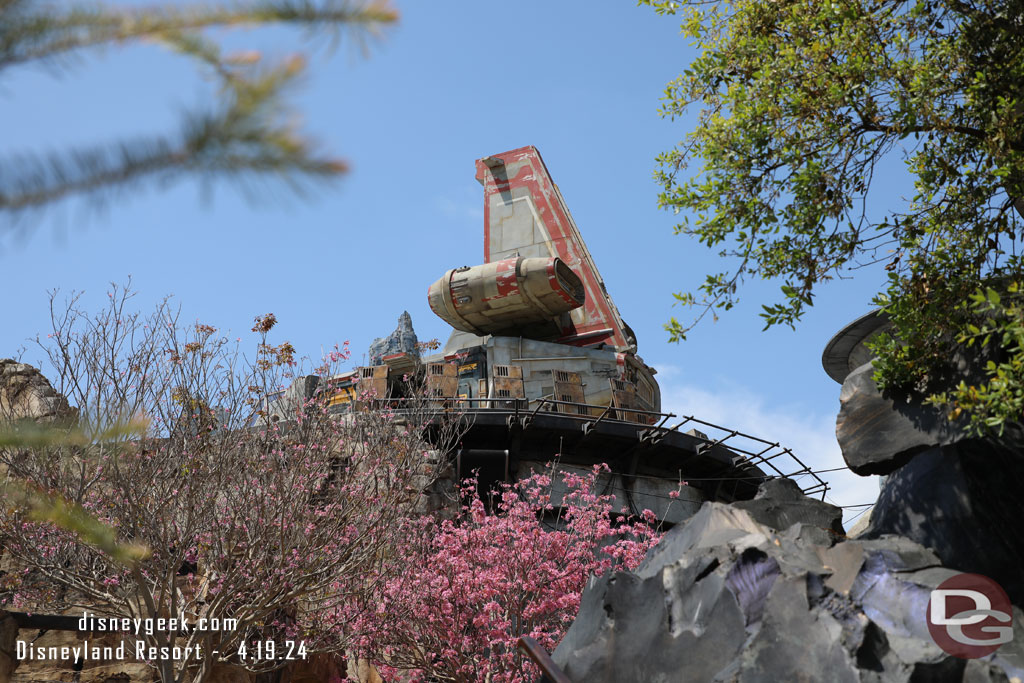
[927,573,1013,659]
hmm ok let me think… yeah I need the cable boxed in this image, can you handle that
[844,505,873,525]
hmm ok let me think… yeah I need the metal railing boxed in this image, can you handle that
[363,395,830,500]
[518,636,571,683]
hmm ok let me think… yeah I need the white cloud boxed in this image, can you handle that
[657,373,880,528]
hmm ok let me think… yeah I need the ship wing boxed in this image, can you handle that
[475,146,635,352]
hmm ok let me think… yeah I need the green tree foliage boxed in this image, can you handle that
[0,0,396,226]
[644,0,1024,433]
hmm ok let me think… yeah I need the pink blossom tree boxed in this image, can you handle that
[352,464,662,683]
[0,286,459,683]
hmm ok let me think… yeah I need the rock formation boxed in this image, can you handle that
[368,312,419,366]
[826,314,1024,606]
[551,311,1024,681]
[0,359,74,424]
[552,480,1023,682]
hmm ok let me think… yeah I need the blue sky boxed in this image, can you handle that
[0,2,896,522]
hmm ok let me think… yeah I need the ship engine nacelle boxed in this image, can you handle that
[428,256,584,338]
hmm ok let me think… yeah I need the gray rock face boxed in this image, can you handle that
[863,439,1024,606]
[836,363,967,476]
[733,477,845,536]
[368,311,420,366]
[553,484,1024,682]
[827,320,1024,617]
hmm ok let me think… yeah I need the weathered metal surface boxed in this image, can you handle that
[608,378,644,423]
[490,364,525,408]
[552,370,587,416]
[475,146,636,353]
[425,148,661,421]
[427,257,584,338]
[320,371,358,410]
[356,365,388,398]
[491,364,523,381]
[327,384,356,409]
[425,362,458,398]
[382,352,418,377]
[295,146,830,524]
[821,309,890,384]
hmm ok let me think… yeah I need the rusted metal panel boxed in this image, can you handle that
[356,365,388,398]
[492,364,523,380]
[553,369,581,385]
[426,362,459,397]
[556,386,588,415]
[553,370,587,415]
[439,377,459,397]
[612,392,643,423]
[492,364,525,408]
[635,374,657,411]
[425,363,457,376]
[609,378,646,423]
[493,377,525,398]
[610,378,632,393]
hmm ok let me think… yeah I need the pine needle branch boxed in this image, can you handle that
[0,55,344,217]
[0,0,397,71]
[1,419,151,566]
[0,0,387,226]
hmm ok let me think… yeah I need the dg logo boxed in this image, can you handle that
[928,573,1013,659]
